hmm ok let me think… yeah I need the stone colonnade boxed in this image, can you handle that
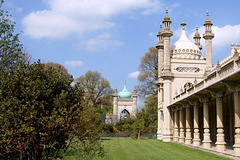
[171,84,240,155]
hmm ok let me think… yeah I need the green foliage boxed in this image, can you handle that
[134,95,158,133]
[132,119,145,139]
[76,70,113,111]
[0,1,25,75]
[136,47,158,98]
[115,115,135,132]
[44,62,69,76]
[67,107,105,160]
[0,61,92,159]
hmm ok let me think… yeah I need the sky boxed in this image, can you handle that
[3,0,240,99]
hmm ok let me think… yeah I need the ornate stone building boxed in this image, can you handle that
[101,82,137,124]
[156,9,240,156]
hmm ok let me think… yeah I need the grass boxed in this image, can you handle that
[64,138,231,160]
[94,138,230,160]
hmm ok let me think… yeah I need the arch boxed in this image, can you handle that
[120,109,130,120]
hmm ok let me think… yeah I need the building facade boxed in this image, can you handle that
[157,9,240,156]
[101,82,137,124]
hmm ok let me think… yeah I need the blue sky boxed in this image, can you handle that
[3,0,240,96]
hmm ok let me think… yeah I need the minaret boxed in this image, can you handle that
[203,11,214,71]
[193,26,202,50]
[156,24,164,140]
[162,8,173,72]
[132,89,138,117]
[113,88,118,123]
[156,24,164,77]
[161,8,173,142]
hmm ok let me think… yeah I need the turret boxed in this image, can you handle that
[203,11,214,71]
[156,24,164,78]
[193,26,202,50]
[113,88,118,123]
[162,8,173,73]
[132,89,138,117]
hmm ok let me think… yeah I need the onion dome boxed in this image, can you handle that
[163,8,170,21]
[119,81,132,98]
[171,20,203,60]
[204,11,212,25]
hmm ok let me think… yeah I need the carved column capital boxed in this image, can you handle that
[197,94,211,104]
[171,106,179,112]
[208,88,226,100]
[187,98,199,107]
[180,101,190,108]
[224,81,240,94]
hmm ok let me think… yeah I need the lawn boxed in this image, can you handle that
[96,138,230,160]
[65,138,230,160]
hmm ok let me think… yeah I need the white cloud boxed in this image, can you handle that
[77,32,123,51]
[187,24,240,55]
[128,71,140,78]
[64,60,83,68]
[22,0,165,39]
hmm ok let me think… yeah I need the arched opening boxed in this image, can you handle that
[120,109,130,120]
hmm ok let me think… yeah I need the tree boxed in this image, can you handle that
[137,47,158,98]
[132,119,145,139]
[76,70,113,110]
[44,62,69,76]
[0,1,25,75]
[0,61,103,159]
[132,94,158,134]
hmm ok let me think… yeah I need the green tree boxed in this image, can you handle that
[0,61,103,159]
[134,95,158,133]
[76,70,113,111]
[0,1,25,75]
[137,47,158,98]
[44,62,69,76]
[132,119,145,139]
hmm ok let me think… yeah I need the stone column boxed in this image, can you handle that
[191,100,201,146]
[216,96,226,151]
[198,95,212,148]
[113,89,118,123]
[226,83,240,155]
[157,84,163,140]
[173,108,179,141]
[233,91,240,155]
[179,107,185,143]
[210,89,226,151]
[162,79,173,142]
[185,104,192,144]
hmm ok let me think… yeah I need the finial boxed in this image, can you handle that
[124,80,126,86]
[166,8,168,15]
[181,19,186,30]
[196,25,198,32]
[207,10,209,17]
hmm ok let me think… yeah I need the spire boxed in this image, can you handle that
[193,25,202,50]
[163,8,171,22]
[203,10,214,71]
[204,10,212,25]
[181,19,186,30]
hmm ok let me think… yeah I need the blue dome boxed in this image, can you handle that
[119,84,132,98]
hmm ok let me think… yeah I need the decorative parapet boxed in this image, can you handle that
[172,43,240,104]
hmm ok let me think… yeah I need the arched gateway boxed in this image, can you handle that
[101,82,138,124]
[113,82,138,123]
